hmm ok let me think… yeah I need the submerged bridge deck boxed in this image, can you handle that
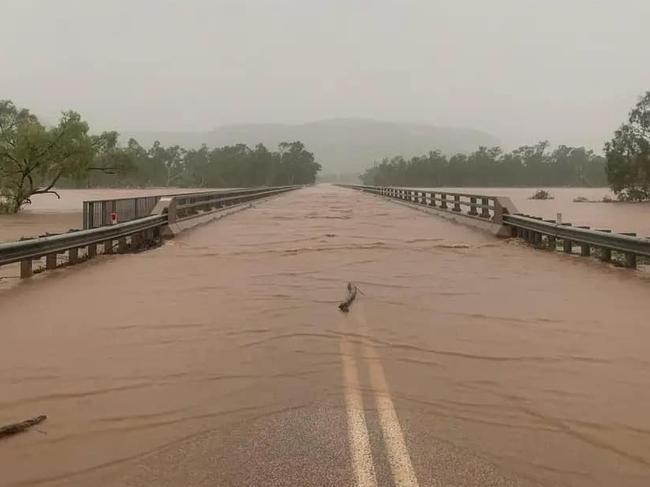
[1,185,649,487]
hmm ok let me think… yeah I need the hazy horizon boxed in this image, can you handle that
[2,0,649,150]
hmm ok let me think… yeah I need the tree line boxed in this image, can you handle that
[78,139,320,190]
[360,142,607,188]
[361,91,650,200]
[0,99,320,213]
[2,90,649,212]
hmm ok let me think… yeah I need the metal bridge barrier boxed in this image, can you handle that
[1,186,299,278]
[341,184,650,270]
[338,184,517,236]
[81,187,289,229]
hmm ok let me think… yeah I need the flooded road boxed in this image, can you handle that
[1,185,650,486]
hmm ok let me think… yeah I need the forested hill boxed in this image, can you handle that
[124,118,499,175]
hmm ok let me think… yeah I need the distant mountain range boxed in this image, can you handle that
[124,118,499,176]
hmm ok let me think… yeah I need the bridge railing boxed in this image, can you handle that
[173,186,296,219]
[503,214,650,268]
[2,186,300,279]
[343,184,650,269]
[83,195,163,229]
[339,184,516,223]
[82,188,272,228]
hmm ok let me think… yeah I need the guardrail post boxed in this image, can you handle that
[453,195,461,212]
[118,238,127,253]
[104,239,114,254]
[87,243,97,259]
[131,232,142,250]
[480,197,490,218]
[440,193,448,209]
[46,253,57,269]
[600,248,612,262]
[580,244,591,257]
[620,233,638,268]
[625,253,637,268]
[69,248,79,264]
[616,233,637,267]
[469,197,478,216]
[563,239,573,253]
[547,236,556,250]
[20,260,32,278]
[594,229,612,262]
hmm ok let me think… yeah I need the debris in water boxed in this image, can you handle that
[0,415,47,439]
[338,282,358,313]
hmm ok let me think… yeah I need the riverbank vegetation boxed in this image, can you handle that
[1,100,320,213]
[360,142,607,188]
[361,91,650,202]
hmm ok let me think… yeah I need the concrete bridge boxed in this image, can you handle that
[1,185,650,487]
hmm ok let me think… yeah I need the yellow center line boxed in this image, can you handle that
[338,317,378,487]
[356,304,420,487]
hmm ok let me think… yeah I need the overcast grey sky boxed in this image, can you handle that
[1,0,648,149]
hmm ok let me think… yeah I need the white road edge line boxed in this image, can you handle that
[339,319,378,487]
[357,306,420,487]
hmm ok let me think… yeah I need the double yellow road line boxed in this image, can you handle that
[338,304,420,487]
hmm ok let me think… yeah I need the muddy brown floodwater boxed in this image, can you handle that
[1,185,650,486]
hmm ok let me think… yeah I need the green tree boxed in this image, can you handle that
[360,141,606,188]
[276,141,321,185]
[605,91,650,200]
[0,100,95,213]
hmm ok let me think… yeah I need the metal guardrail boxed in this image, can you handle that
[338,184,516,223]
[2,186,300,279]
[82,188,262,228]
[503,214,650,268]
[0,215,167,278]
[173,186,296,219]
[342,184,649,270]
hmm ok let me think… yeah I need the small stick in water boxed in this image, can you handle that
[338,282,358,312]
[0,415,47,439]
